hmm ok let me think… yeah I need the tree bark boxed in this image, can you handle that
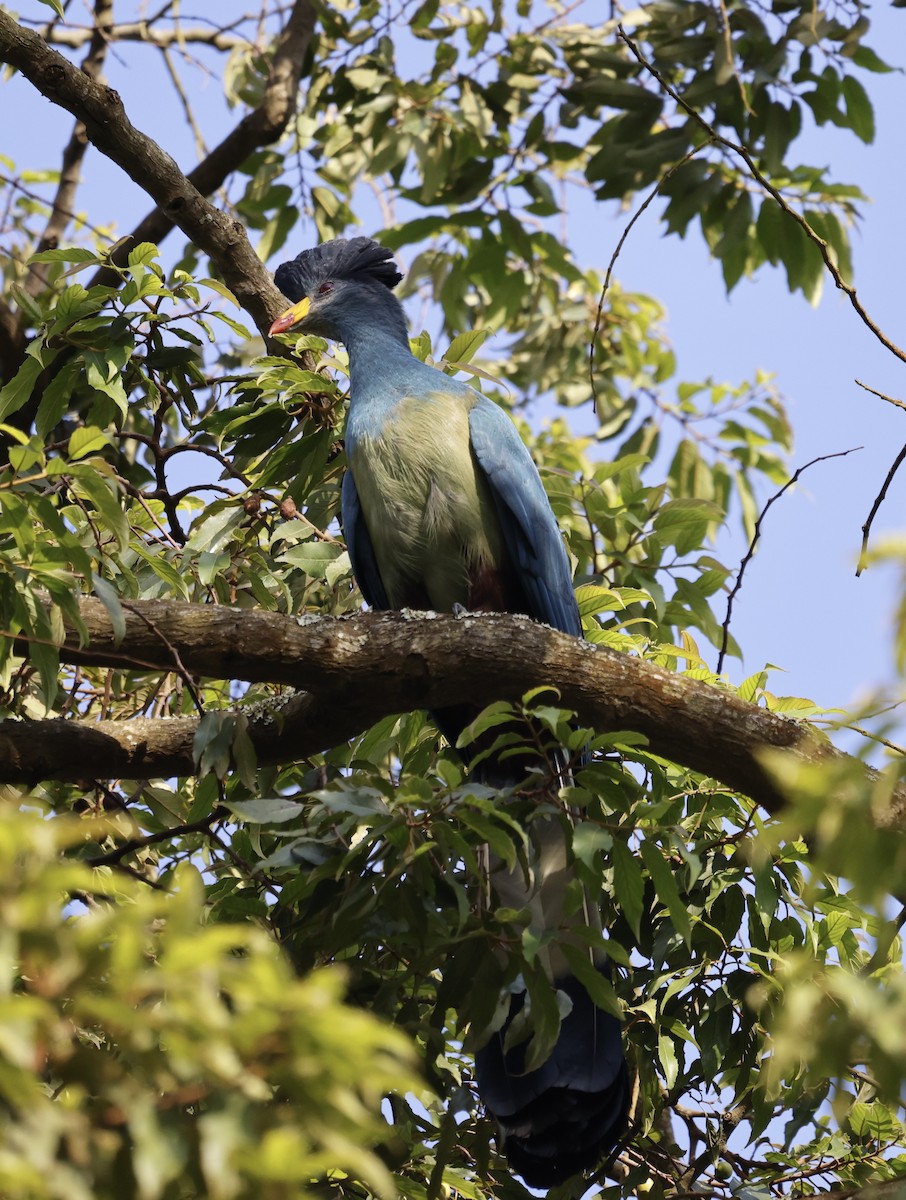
[800,1182,906,1200]
[2,599,901,834]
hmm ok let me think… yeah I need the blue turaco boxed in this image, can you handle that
[270,237,629,1187]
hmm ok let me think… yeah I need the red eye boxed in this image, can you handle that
[318,281,333,295]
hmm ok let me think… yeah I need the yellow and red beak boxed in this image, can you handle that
[268,295,311,337]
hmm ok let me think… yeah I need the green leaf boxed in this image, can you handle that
[70,469,129,551]
[193,712,240,779]
[30,246,100,265]
[225,796,306,824]
[658,1032,679,1090]
[850,45,894,73]
[84,349,129,417]
[127,242,161,270]
[442,328,490,367]
[841,75,875,143]
[459,810,518,867]
[457,701,518,746]
[559,944,623,1019]
[519,972,563,1073]
[848,1101,899,1141]
[640,839,692,947]
[572,823,613,869]
[92,574,126,646]
[9,283,45,328]
[611,839,643,940]
[199,278,240,306]
[0,356,42,421]
[69,426,111,459]
[279,541,344,576]
[36,360,80,439]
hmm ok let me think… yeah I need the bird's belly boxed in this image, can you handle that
[349,398,504,610]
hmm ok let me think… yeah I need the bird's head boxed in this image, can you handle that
[269,237,404,341]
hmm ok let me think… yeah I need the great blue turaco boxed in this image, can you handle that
[269,237,629,1187]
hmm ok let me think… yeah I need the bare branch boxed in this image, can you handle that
[35,21,249,52]
[857,439,906,577]
[0,689,322,784]
[0,7,312,335]
[1,602,902,833]
[85,0,316,293]
[617,25,906,368]
[717,447,862,674]
[591,142,708,414]
[25,0,114,298]
[853,379,906,576]
[855,378,906,415]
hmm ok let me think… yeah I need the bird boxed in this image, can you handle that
[269,236,629,1187]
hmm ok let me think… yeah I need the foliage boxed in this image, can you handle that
[0,2,904,1199]
[0,805,420,1200]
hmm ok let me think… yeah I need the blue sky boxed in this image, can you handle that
[4,0,906,755]
[608,2,906,747]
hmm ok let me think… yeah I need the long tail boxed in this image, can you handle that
[473,810,629,1187]
[432,708,630,1184]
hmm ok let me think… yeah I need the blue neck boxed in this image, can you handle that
[331,285,414,394]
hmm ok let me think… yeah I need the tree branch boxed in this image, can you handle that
[797,1182,906,1200]
[24,0,114,299]
[85,0,317,293]
[617,24,906,368]
[2,601,902,833]
[35,22,249,52]
[0,7,312,335]
[717,447,861,674]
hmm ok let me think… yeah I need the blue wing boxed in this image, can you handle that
[341,468,390,611]
[469,397,581,638]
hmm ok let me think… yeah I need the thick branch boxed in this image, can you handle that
[2,601,901,833]
[86,0,316,292]
[800,1184,906,1200]
[0,9,308,335]
[0,691,337,783]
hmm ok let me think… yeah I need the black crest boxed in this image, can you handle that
[274,237,403,301]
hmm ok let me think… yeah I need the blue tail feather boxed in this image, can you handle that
[475,971,628,1187]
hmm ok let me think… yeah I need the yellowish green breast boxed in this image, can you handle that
[348,392,504,610]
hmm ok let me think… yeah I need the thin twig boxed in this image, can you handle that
[31,21,249,51]
[717,447,862,675]
[0,170,117,244]
[87,809,226,866]
[716,0,753,116]
[861,903,906,977]
[617,24,906,367]
[161,44,208,158]
[855,378,906,415]
[24,0,114,298]
[857,440,906,577]
[590,142,709,413]
[120,601,205,713]
[829,723,906,757]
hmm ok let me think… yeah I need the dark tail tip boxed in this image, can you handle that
[497,1067,630,1188]
[475,974,630,1187]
